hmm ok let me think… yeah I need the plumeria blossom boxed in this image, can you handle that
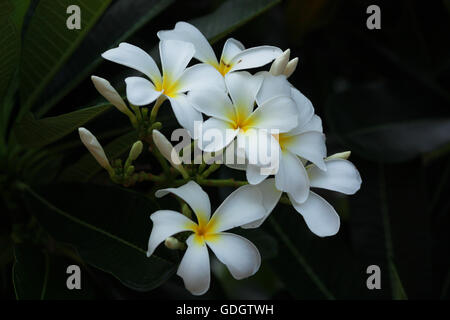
[147,181,266,295]
[243,153,362,237]
[102,40,225,135]
[189,71,298,171]
[158,22,283,77]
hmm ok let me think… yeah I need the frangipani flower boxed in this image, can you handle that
[244,154,362,237]
[158,21,282,76]
[78,127,111,171]
[102,40,225,135]
[189,71,298,164]
[147,181,265,295]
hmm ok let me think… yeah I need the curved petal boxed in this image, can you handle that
[125,77,161,106]
[209,184,266,232]
[198,118,238,153]
[168,95,203,137]
[177,64,225,93]
[246,164,269,185]
[225,72,262,120]
[308,159,362,195]
[256,73,291,106]
[290,191,340,237]
[275,151,309,203]
[159,40,195,82]
[155,181,211,224]
[229,46,283,72]
[238,129,280,170]
[220,38,245,64]
[188,87,234,123]
[284,131,327,171]
[102,43,162,85]
[147,210,195,257]
[290,114,323,135]
[291,87,314,129]
[177,234,211,296]
[206,233,260,280]
[158,21,218,66]
[241,178,282,229]
[247,96,298,132]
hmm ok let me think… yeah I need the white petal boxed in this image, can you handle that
[238,129,280,170]
[308,159,362,195]
[269,49,290,76]
[256,73,291,106]
[147,210,195,257]
[220,38,245,64]
[159,40,195,82]
[284,57,299,78]
[102,43,162,85]
[225,72,262,120]
[291,87,314,129]
[241,178,282,229]
[158,21,218,66]
[275,151,309,203]
[206,232,260,280]
[155,181,211,224]
[91,76,130,115]
[78,128,110,169]
[188,87,234,123]
[168,95,203,137]
[209,184,266,232]
[229,46,283,72]
[198,118,238,153]
[290,114,323,135]
[177,64,225,93]
[284,131,327,171]
[177,234,211,295]
[290,191,340,237]
[248,96,298,132]
[246,164,269,185]
[125,77,161,106]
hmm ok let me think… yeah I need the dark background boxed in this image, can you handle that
[1,0,449,300]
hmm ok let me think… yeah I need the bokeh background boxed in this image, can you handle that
[1,0,449,300]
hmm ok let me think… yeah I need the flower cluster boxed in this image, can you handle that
[79,22,362,295]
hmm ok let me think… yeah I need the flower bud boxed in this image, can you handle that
[91,75,134,118]
[164,237,185,250]
[78,127,111,170]
[270,49,290,76]
[128,141,143,161]
[152,129,183,170]
[326,151,351,161]
[283,57,299,78]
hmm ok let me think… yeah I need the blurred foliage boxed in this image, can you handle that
[0,0,449,300]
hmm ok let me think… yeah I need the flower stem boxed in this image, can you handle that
[269,216,335,300]
[201,163,221,178]
[150,95,166,124]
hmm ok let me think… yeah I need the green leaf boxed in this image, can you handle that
[19,0,112,117]
[13,244,96,300]
[36,0,174,117]
[326,82,450,163]
[13,103,111,148]
[60,130,137,182]
[24,183,177,291]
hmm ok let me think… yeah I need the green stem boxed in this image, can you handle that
[201,163,221,178]
[269,216,335,300]
[150,96,166,124]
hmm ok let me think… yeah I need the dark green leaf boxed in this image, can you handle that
[19,0,112,117]
[13,244,96,300]
[326,82,450,163]
[14,103,111,148]
[36,0,174,117]
[24,184,176,291]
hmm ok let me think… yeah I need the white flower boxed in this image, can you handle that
[102,40,225,135]
[91,75,134,118]
[189,71,298,164]
[147,181,265,295]
[244,155,362,237]
[78,127,111,171]
[157,21,282,76]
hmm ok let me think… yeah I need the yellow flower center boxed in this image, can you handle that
[229,106,254,132]
[273,133,292,150]
[189,213,219,245]
[217,59,233,76]
[154,74,179,98]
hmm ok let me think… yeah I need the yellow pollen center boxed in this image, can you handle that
[217,59,233,76]
[154,75,179,98]
[191,215,218,244]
